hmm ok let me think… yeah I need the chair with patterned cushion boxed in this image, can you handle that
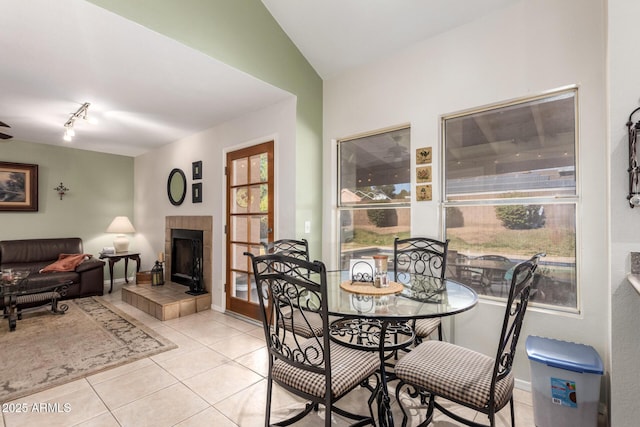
[394,253,544,427]
[247,253,380,427]
[393,237,449,342]
[257,238,323,339]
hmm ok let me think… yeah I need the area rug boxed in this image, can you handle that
[0,297,177,403]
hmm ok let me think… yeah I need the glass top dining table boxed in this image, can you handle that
[323,270,479,320]
[321,270,478,427]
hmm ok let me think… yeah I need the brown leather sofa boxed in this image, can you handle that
[0,237,105,300]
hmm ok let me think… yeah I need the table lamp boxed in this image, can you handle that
[106,216,136,253]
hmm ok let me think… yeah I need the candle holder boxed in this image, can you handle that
[151,261,165,286]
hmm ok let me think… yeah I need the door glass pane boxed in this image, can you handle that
[231,243,249,271]
[231,187,249,214]
[231,271,246,298]
[249,185,267,213]
[232,158,248,186]
[250,153,267,183]
[249,215,264,243]
[244,245,263,269]
[232,216,248,241]
[248,274,258,304]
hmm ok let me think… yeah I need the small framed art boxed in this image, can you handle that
[416,184,432,201]
[416,147,432,164]
[192,161,202,180]
[192,183,202,203]
[416,165,432,183]
[0,161,38,211]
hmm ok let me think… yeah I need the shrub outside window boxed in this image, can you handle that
[338,127,411,269]
[443,87,578,311]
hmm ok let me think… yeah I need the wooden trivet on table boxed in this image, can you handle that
[340,280,403,295]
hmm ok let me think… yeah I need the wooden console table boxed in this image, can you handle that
[99,252,141,293]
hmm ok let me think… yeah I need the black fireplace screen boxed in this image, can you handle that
[171,229,205,294]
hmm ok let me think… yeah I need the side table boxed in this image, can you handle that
[99,252,141,293]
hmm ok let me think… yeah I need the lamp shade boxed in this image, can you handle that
[106,216,135,253]
[106,216,136,233]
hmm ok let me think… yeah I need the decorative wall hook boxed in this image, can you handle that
[54,182,69,200]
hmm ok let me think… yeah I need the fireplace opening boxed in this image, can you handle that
[171,229,206,295]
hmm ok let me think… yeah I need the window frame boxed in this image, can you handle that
[441,86,580,313]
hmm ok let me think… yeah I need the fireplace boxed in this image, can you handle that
[171,228,206,295]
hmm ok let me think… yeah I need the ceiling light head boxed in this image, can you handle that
[62,102,91,140]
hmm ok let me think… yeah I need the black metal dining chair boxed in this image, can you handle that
[257,238,323,338]
[393,237,449,342]
[247,253,380,427]
[394,253,544,427]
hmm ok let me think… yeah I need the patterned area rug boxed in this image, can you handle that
[0,297,176,403]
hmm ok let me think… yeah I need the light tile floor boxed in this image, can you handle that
[1,290,537,427]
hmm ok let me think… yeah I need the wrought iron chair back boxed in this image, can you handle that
[261,238,309,261]
[393,237,449,342]
[491,253,543,389]
[249,253,326,365]
[393,237,449,283]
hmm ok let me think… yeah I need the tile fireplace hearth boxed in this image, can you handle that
[121,215,213,320]
[122,282,211,320]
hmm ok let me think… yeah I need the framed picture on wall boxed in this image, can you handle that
[416,147,432,164]
[0,162,38,211]
[192,161,202,180]
[416,184,432,201]
[192,182,202,203]
[416,165,432,183]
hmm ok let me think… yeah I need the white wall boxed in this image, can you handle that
[323,0,608,388]
[609,0,640,423]
[134,97,297,310]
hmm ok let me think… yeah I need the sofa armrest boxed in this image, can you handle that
[75,258,105,273]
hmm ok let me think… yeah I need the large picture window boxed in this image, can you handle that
[443,88,578,311]
[338,126,411,269]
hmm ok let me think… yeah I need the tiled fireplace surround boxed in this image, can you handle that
[121,216,213,320]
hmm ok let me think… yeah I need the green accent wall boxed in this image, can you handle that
[87,0,324,256]
[1,140,134,279]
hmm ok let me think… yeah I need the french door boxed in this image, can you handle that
[225,141,274,320]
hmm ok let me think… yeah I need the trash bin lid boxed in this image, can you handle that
[525,335,604,375]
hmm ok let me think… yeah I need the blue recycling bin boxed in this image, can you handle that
[526,336,603,427]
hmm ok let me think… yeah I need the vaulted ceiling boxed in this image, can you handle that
[0,0,519,157]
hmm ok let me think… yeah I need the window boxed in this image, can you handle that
[443,88,578,311]
[338,126,411,269]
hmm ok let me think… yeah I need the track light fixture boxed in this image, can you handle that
[62,102,91,142]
